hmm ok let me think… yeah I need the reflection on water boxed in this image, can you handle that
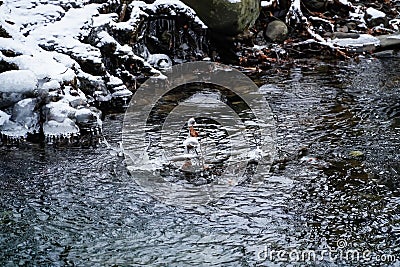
[1,59,399,266]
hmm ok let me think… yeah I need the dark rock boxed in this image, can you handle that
[0,25,11,38]
[0,60,18,73]
[376,34,400,51]
[303,0,331,11]
[330,32,360,39]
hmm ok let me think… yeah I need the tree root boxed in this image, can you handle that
[285,0,349,58]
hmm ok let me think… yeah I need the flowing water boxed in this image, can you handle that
[1,58,399,266]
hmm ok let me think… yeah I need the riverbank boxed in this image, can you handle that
[1,0,400,145]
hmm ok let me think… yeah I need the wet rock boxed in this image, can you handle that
[74,107,102,135]
[330,32,360,39]
[77,71,107,96]
[180,0,260,35]
[376,33,400,51]
[264,20,288,43]
[104,75,132,107]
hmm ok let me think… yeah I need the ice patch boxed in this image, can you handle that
[331,34,380,48]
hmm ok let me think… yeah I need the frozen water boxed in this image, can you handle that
[43,118,80,139]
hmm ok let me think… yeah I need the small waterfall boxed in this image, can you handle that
[133,15,209,64]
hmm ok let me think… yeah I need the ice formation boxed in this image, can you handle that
[0,0,206,145]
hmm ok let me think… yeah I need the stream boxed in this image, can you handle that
[1,58,399,266]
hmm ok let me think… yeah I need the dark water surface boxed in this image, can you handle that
[1,59,399,266]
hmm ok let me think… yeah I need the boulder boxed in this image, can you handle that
[376,34,400,51]
[265,20,288,43]
[180,0,260,35]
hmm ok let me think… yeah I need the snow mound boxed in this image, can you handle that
[0,70,38,94]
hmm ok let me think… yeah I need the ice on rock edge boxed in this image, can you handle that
[43,118,80,140]
[0,111,9,127]
[0,98,40,140]
[11,98,40,133]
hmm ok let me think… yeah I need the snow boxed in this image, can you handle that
[0,37,33,55]
[331,34,380,48]
[0,70,38,94]
[147,54,172,69]
[9,54,73,80]
[29,4,101,40]
[42,80,61,91]
[45,100,76,123]
[107,76,124,87]
[261,1,274,7]
[366,7,386,20]
[112,89,133,98]
[338,0,349,4]
[388,35,400,40]
[61,87,87,107]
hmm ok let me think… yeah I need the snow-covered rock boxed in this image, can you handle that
[147,54,172,69]
[0,0,207,144]
[44,100,76,123]
[0,70,38,94]
[365,7,388,27]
